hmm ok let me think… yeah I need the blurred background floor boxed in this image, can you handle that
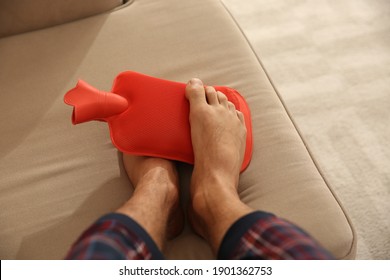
[222,0,390,259]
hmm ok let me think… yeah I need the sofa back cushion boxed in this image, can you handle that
[0,0,123,38]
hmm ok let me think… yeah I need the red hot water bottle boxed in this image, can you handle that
[64,71,253,172]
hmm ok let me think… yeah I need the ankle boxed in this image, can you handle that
[136,174,178,206]
[190,176,239,221]
[189,181,251,253]
[191,167,238,195]
[123,155,178,187]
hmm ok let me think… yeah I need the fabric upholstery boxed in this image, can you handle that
[0,0,356,259]
[0,0,123,38]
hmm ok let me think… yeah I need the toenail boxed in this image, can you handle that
[189,78,203,86]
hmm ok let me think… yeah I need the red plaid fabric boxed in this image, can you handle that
[66,211,333,260]
[218,211,334,260]
[65,213,163,260]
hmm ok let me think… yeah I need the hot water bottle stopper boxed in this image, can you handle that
[64,71,253,172]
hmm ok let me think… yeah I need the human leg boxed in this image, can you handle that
[185,78,252,254]
[185,79,333,259]
[66,156,183,259]
[117,156,183,248]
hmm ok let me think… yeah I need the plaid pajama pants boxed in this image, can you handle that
[65,211,333,260]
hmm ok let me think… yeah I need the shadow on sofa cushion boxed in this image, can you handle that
[0,0,126,38]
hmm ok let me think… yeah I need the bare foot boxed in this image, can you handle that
[185,79,247,189]
[185,78,252,253]
[120,155,184,241]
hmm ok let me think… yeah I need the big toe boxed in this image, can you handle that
[185,78,206,105]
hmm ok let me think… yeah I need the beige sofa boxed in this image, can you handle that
[0,0,356,259]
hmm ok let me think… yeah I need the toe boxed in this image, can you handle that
[186,78,206,105]
[217,91,229,108]
[205,86,219,105]
[228,101,236,112]
[237,110,245,124]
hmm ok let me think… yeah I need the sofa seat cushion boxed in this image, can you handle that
[0,0,356,259]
